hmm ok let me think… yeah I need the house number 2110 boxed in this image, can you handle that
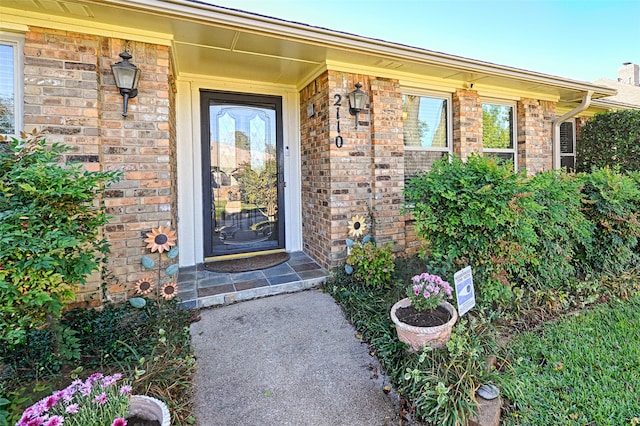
[334,94,343,148]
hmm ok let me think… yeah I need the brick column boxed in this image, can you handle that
[452,89,482,159]
[300,71,407,269]
[300,72,332,268]
[369,77,405,253]
[324,71,374,267]
[517,98,555,174]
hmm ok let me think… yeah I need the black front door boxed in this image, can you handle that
[200,90,285,259]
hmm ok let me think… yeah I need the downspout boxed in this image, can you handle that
[552,90,593,169]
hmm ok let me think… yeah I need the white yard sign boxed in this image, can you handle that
[454,266,476,317]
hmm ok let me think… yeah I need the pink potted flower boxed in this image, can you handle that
[390,273,458,351]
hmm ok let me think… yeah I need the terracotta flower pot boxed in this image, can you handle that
[128,395,171,426]
[390,298,458,352]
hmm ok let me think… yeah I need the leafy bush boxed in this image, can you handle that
[579,167,640,275]
[523,171,593,288]
[405,155,640,311]
[0,131,119,345]
[345,241,395,290]
[576,109,640,172]
[404,155,536,307]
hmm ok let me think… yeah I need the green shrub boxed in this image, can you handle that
[523,170,593,288]
[345,241,395,290]
[404,155,537,307]
[0,131,119,346]
[576,109,640,172]
[579,167,640,275]
[405,155,640,312]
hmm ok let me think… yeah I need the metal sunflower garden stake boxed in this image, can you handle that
[132,225,180,306]
[344,214,372,275]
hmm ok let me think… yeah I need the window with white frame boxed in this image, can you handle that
[402,92,451,183]
[482,100,516,168]
[560,120,576,171]
[0,33,24,136]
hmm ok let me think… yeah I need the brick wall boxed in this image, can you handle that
[517,98,555,173]
[300,72,332,268]
[369,77,405,252]
[452,89,482,159]
[300,71,406,269]
[23,27,174,303]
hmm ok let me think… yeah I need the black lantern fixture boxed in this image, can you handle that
[110,51,140,117]
[348,82,368,129]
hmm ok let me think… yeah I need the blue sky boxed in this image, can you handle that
[208,0,639,83]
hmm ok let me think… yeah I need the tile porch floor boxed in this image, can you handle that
[176,251,328,309]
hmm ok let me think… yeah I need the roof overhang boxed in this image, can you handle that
[1,0,617,103]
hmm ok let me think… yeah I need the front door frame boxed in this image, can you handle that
[200,89,286,260]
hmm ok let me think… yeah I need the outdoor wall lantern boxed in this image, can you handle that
[348,82,368,129]
[111,51,141,117]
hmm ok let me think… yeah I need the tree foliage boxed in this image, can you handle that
[234,158,278,221]
[576,109,640,172]
[482,104,512,149]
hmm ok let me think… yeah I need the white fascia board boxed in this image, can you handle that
[0,6,173,45]
[101,0,617,98]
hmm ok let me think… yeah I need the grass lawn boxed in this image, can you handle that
[499,297,640,425]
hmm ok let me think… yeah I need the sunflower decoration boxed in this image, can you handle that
[135,277,155,295]
[347,214,368,238]
[144,226,177,253]
[160,282,178,300]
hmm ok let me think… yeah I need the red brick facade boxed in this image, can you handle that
[300,75,567,268]
[23,27,175,302]
[517,98,555,173]
[19,27,574,292]
[452,89,483,159]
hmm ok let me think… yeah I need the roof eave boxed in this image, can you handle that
[90,0,618,98]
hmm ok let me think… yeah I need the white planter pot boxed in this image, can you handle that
[128,395,171,426]
[390,298,458,352]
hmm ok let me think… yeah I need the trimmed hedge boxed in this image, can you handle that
[404,155,640,309]
[576,109,640,172]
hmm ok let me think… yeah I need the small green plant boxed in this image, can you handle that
[345,241,395,290]
[400,317,499,425]
[0,130,120,346]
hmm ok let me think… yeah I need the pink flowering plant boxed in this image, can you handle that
[17,373,131,426]
[407,273,454,311]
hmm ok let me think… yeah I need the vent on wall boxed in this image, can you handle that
[28,0,95,18]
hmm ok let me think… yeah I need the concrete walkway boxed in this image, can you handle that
[190,289,401,425]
